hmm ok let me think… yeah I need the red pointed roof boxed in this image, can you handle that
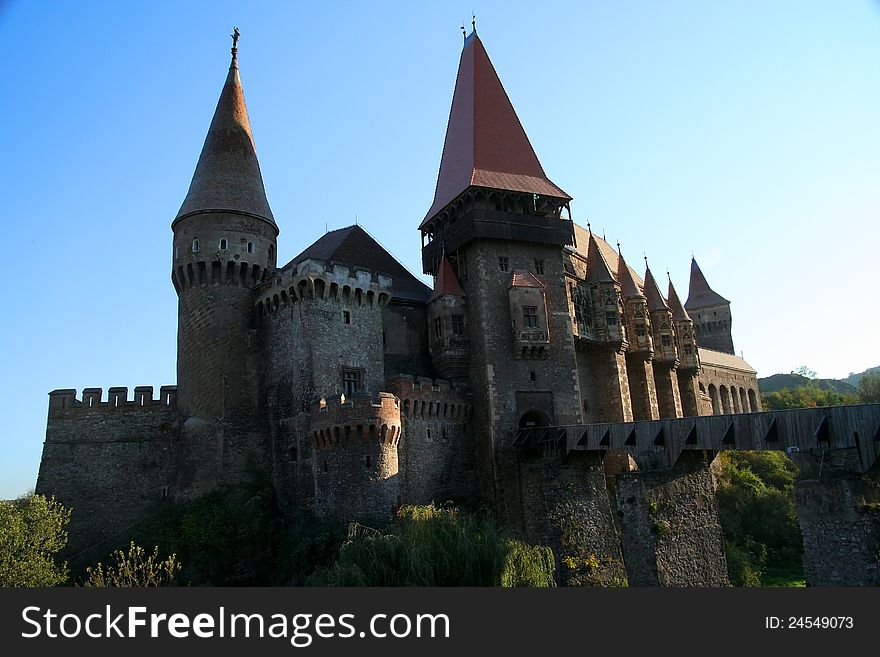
[586,233,616,283]
[643,266,669,311]
[617,252,643,298]
[510,270,546,288]
[175,49,276,229]
[667,279,691,321]
[421,32,570,228]
[430,257,466,301]
[685,257,730,309]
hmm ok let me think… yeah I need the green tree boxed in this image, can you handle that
[84,542,181,587]
[0,494,70,587]
[763,384,858,410]
[307,504,555,587]
[715,452,804,586]
[857,371,880,403]
[793,365,816,379]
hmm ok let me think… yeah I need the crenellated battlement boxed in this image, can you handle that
[47,386,177,418]
[256,258,392,316]
[172,257,269,293]
[310,392,401,451]
[387,374,473,421]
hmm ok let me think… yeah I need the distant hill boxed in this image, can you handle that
[844,366,880,387]
[758,373,856,395]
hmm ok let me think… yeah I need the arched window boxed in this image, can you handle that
[268,244,274,263]
[191,238,199,253]
[247,242,254,254]
[219,238,227,250]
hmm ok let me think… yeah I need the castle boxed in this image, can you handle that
[36,29,784,584]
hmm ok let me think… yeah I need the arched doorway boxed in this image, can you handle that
[519,410,552,428]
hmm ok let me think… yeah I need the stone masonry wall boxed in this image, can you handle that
[520,452,627,586]
[794,474,880,586]
[614,450,729,586]
[388,375,478,506]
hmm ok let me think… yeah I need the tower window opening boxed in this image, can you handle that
[342,369,359,396]
[498,256,509,272]
[523,306,539,328]
[192,239,199,253]
[534,259,545,275]
[529,370,537,382]
[452,314,464,336]
[247,242,254,254]
[220,238,227,250]
[175,246,179,259]
[661,335,671,347]
[364,455,371,469]
[605,312,617,327]
[684,344,692,355]
[434,317,443,339]
[635,325,646,337]
[343,310,351,324]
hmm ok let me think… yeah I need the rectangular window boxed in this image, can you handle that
[342,310,351,324]
[523,306,539,328]
[661,335,671,347]
[534,259,545,274]
[498,256,509,272]
[635,325,646,337]
[529,371,537,382]
[451,314,464,336]
[684,344,692,355]
[342,370,359,396]
[433,317,443,339]
[605,312,617,326]
[450,252,468,279]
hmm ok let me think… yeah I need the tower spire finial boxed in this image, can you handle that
[587,221,592,236]
[231,26,240,63]
[461,23,466,41]
[616,240,621,254]
[472,13,476,33]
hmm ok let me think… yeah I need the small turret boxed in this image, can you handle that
[427,258,470,378]
[685,257,734,355]
[617,250,652,356]
[668,277,699,371]
[586,233,626,347]
[643,265,677,365]
[171,32,278,421]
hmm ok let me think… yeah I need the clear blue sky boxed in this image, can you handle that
[2,1,879,498]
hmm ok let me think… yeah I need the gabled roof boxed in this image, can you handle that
[685,257,730,309]
[667,279,691,321]
[288,225,431,302]
[698,348,755,374]
[617,252,643,298]
[510,270,546,288]
[175,49,276,229]
[585,232,616,283]
[430,258,466,301]
[643,266,669,311]
[421,32,570,228]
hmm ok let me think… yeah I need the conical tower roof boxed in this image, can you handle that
[667,278,691,321]
[643,266,668,311]
[430,257,466,301]
[586,232,616,283]
[617,251,643,298]
[421,32,570,228]
[174,42,276,229]
[685,257,729,309]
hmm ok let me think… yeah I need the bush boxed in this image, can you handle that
[307,504,555,587]
[84,542,180,587]
[715,452,804,586]
[0,494,70,587]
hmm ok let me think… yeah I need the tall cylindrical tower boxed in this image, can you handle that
[171,37,278,421]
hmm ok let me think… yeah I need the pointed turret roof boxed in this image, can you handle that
[643,266,668,311]
[586,232,616,283]
[685,258,730,309]
[617,251,643,298]
[174,43,276,229]
[288,225,431,303]
[667,279,691,321]
[430,258,466,301]
[421,32,570,228]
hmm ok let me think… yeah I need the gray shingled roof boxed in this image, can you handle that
[286,225,431,303]
[175,56,276,228]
